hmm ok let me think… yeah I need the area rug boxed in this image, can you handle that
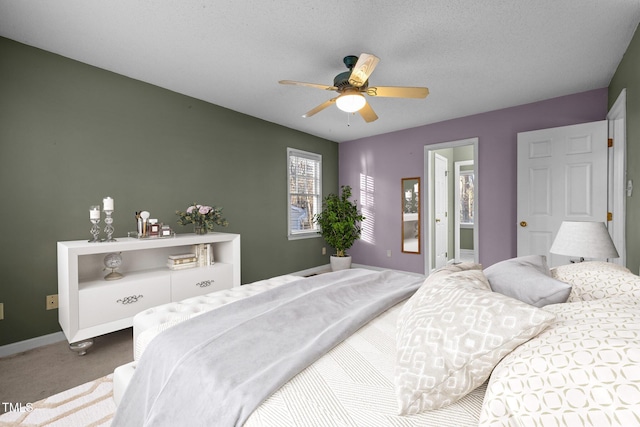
[0,374,115,427]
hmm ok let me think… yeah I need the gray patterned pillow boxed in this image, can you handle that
[484,255,571,307]
[395,267,555,415]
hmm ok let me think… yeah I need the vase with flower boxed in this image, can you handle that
[176,203,229,234]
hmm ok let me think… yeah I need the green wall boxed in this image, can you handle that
[460,228,474,250]
[0,38,338,346]
[609,24,640,275]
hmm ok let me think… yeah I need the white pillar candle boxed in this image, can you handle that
[90,206,100,219]
[103,197,114,211]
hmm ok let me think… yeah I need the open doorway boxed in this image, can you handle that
[424,138,479,274]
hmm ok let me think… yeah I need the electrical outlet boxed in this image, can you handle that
[386,249,392,257]
[322,247,326,255]
[46,294,58,310]
[0,303,4,320]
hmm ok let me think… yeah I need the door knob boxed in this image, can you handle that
[520,221,527,227]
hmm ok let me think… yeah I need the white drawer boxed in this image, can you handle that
[79,273,171,329]
[170,263,233,300]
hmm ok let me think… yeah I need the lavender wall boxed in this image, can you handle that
[339,88,608,274]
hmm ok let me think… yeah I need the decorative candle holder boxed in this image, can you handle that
[89,205,101,243]
[89,219,101,242]
[103,210,116,242]
[89,221,100,242]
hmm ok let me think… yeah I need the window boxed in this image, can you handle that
[459,170,474,224]
[287,148,322,239]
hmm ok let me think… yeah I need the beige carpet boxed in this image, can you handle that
[0,374,115,427]
[0,329,132,418]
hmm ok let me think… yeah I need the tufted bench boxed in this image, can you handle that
[113,274,303,405]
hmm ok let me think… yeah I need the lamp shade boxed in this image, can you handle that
[336,92,366,113]
[549,221,619,259]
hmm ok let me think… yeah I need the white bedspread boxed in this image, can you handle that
[246,297,486,426]
[120,270,487,426]
[113,269,425,427]
[115,261,640,426]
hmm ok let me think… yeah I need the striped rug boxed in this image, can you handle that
[0,375,114,427]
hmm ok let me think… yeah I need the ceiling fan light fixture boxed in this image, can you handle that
[336,92,366,113]
[279,53,427,122]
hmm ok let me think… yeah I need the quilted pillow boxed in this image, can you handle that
[484,255,571,307]
[395,266,555,415]
[479,297,640,426]
[550,261,640,302]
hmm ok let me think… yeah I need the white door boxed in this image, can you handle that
[434,153,448,269]
[517,121,608,266]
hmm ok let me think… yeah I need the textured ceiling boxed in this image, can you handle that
[1,1,639,142]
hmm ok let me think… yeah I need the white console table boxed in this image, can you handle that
[57,232,240,354]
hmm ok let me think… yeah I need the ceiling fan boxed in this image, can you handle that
[279,53,429,123]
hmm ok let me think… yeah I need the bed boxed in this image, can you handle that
[112,258,640,426]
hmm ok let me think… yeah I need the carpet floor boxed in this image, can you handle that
[0,374,114,426]
[0,328,132,423]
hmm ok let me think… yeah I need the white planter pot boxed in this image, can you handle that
[330,255,352,271]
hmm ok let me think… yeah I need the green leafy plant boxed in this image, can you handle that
[314,185,365,257]
[176,203,229,231]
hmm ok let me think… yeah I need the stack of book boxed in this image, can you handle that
[167,253,197,270]
[195,243,214,267]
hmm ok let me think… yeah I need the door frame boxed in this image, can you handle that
[607,88,627,266]
[433,153,449,270]
[424,138,479,274]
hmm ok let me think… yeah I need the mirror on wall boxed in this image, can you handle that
[402,177,420,254]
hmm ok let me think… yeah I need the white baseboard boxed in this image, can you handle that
[0,331,66,358]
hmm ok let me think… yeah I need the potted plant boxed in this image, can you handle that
[176,203,229,234]
[314,185,365,271]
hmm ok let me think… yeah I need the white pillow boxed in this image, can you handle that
[479,298,640,425]
[395,266,555,415]
[551,261,639,302]
[421,262,482,282]
[484,255,571,307]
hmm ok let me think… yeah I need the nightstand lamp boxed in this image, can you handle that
[549,221,619,262]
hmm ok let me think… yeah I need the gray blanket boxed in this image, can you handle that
[112,268,423,427]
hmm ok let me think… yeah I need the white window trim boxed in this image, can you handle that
[287,148,322,240]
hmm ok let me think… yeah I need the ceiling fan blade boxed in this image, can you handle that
[348,53,380,87]
[302,98,337,118]
[367,86,429,98]
[358,102,378,123]
[279,80,337,91]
